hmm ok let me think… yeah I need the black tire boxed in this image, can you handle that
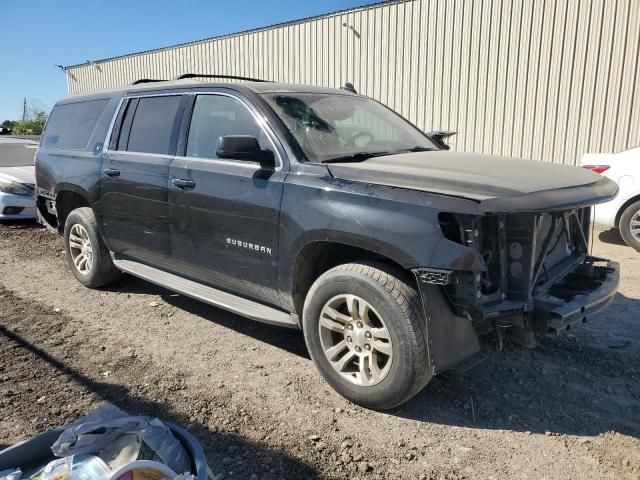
[63,207,121,288]
[619,200,640,252]
[302,262,432,410]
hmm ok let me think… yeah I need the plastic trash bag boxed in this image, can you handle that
[41,455,110,480]
[51,404,190,475]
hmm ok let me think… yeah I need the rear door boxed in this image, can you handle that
[100,93,185,267]
[168,92,288,305]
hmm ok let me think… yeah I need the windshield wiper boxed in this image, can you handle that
[321,151,390,164]
[394,146,436,153]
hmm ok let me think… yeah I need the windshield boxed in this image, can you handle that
[264,93,436,162]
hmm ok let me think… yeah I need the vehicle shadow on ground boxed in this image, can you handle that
[0,325,320,479]
[393,292,640,439]
[107,276,639,439]
[107,274,310,359]
[598,228,627,246]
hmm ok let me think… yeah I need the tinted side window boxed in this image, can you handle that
[125,96,181,155]
[116,99,138,151]
[186,95,268,159]
[43,99,109,150]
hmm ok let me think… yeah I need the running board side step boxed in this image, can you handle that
[111,255,299,328]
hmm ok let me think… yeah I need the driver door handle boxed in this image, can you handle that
[103,168,120,177]
[172,178,196,190]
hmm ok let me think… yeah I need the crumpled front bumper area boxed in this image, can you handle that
[412,257,620,374]
[534,259,620,336]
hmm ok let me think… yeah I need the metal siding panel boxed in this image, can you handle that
[521,0,546,160]
[474,0,493,153]
[424,0,437,131]
[576,1,605,159]
[440,0,454,131]
[590,0,617,153]
[66,0,638,166]
[465,0,479,150]
[432,0,445,130]
[536,0,563,163]
[446,0,463,146]
[498,0,518,156]
[483,0,502,154]
[491,0,509,156]
[552,0,578,164]
[510,0,533,158]
[602,0,630,153]
[564,0,591,164]
[621,1,640,150]
[455,0,473,151]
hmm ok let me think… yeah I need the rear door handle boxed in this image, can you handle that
[103,168,120,177]
[172,178,196,190]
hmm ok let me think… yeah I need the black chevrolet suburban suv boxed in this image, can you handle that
[35,76,620,409]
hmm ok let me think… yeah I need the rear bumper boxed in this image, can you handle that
[535,260,620,335]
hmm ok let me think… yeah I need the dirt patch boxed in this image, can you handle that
[1,221,639,479]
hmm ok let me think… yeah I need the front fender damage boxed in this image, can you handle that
[411,279,481,375]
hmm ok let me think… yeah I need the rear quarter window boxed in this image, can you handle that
[43,99,110,150]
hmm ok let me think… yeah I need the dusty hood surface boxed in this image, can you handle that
[327,151,618,213]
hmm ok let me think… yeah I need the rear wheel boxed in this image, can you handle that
[64,207,121,288]
[302,262,431,410]
[619,200,640,252]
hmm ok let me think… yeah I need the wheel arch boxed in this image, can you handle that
[288,237,415,318]
[615,193,640,228]
[55,186,93,234]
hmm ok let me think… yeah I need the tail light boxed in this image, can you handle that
[582,165,610,174]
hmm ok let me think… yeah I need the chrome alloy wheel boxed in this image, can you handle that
[68,224,93,274]
[318,294,393,386]
[631,210,640,243]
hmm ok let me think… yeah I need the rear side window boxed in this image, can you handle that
[119,95,182,155]
[43,99,109,150]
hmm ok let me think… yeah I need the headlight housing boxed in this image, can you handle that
[0,178,34,196]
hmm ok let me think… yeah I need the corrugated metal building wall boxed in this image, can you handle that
[66,0,640,165]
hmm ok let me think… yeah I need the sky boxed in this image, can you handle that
[0,0,378,121]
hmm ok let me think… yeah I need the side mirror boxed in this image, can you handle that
[426,130,456,150]
[216,135,276,168]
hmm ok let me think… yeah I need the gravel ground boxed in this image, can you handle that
[0,221,639,479]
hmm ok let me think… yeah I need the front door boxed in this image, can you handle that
[169,93,287,306]
[100,94,184,267]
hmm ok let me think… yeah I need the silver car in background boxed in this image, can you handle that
[0,166,36,220]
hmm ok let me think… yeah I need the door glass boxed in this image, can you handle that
[186,95,269,159]
[125,96,182,155]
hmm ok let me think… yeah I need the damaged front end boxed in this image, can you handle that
[413,207,620,373]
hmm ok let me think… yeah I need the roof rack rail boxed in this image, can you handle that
[175,73,269,82]
[131,78,165,85]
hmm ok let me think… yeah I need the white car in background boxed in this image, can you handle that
[0,166,36,220]
[581,146,640,251]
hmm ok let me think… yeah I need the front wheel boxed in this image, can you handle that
[619,200,640,252]
[64,207,121,288]
[302,262,431,410]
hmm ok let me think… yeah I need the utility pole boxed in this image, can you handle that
[22,97,27,121]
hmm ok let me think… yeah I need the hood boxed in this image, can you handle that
[0,166,35,185]
[327,151,618,213]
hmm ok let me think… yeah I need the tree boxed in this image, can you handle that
[1,120,16,129]
[10,101,49,135]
